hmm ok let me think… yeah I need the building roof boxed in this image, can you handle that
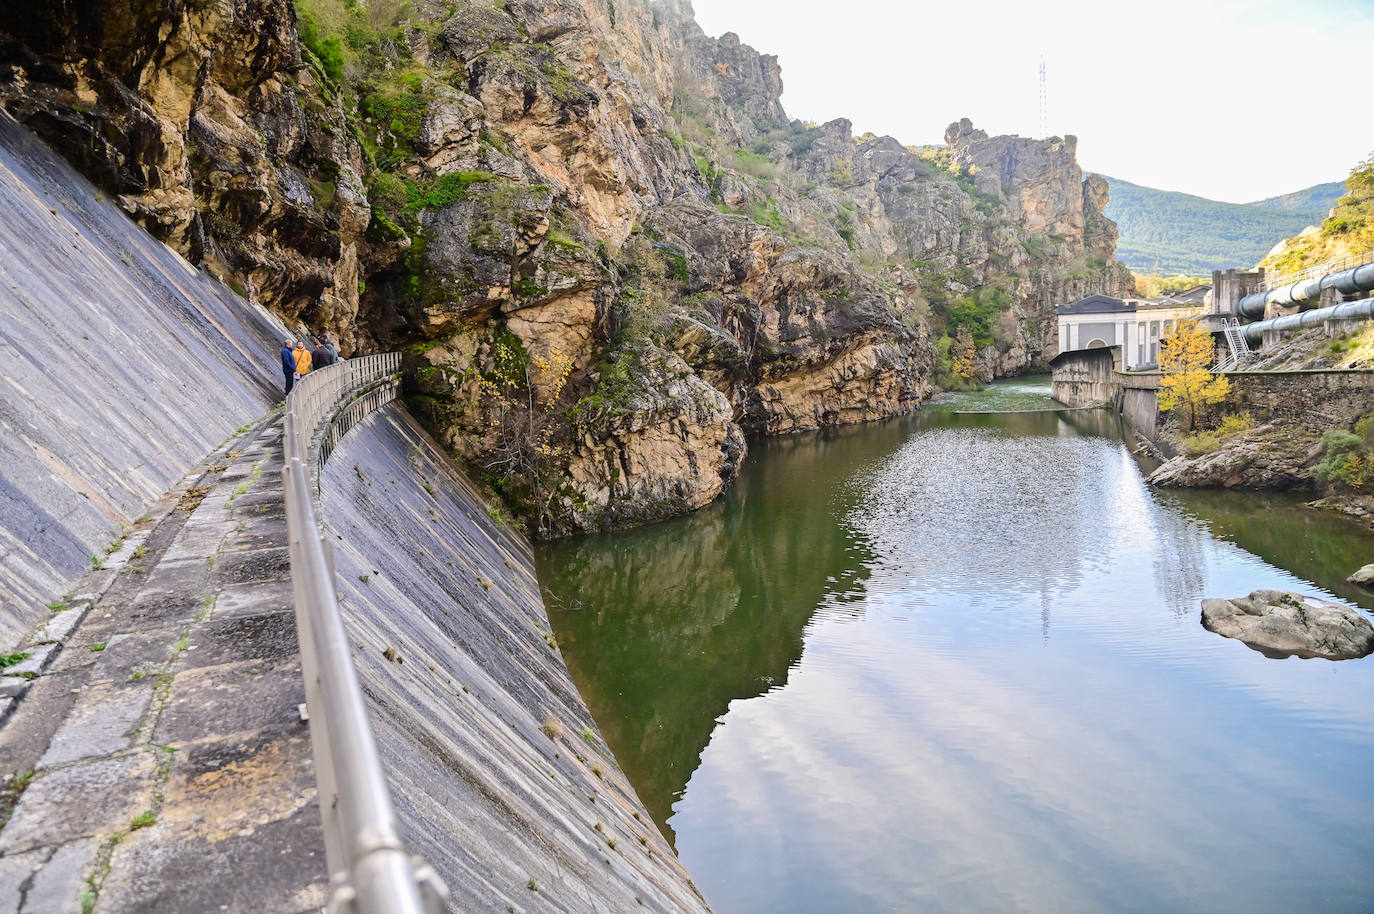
[1057,293,1133,315]
[1157,286,1210,305]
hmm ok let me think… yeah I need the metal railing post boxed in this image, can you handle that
[280,356,445,914]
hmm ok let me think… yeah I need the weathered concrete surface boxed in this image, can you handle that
[0,415,327,912]
[321,405,711,914]
[0,113,286,648]
[1049,345,1121,408]
[1201,589,1374,660]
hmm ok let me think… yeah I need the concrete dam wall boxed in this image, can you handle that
[0,112,705,911]
[320,404,710,913]
[0,114,285,647]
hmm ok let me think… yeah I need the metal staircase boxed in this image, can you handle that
[1214,318,1252,371]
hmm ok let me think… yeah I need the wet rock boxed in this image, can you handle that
[1200,589,1374,660]
[1349,564,1374,587]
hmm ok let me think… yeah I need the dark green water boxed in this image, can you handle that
[535,377,1374,914]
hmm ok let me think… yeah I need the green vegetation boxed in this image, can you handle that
[1263,152,1374,276]
[732,148,778,182]
[1315,413,1374,491]
[0,652,29,669]
[402,171,496,217]
[946,285,1010,348]
[361,70,430,143]
[295,4,345,83]
[1104,176,1340,274]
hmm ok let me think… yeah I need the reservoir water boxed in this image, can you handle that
[535,378,1374,913]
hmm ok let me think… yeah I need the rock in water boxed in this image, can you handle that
[1349,564,1374,587]
[1200,590,1374,660]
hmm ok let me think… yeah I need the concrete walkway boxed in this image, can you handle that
[0,414,326,913]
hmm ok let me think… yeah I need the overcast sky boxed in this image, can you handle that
[689,0,1374,203]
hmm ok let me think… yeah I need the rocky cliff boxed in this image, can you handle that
[0,0,1131,534]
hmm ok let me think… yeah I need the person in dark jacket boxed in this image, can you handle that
[280,340,296,395]
[311,338,336,370]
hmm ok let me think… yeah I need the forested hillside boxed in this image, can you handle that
[1262,154,1374,275]
[1247,181,1345,212]
[1105,176,1336,274]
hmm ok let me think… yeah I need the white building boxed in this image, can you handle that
[1056,291,1206,370]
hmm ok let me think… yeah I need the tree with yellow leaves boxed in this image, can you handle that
[953,325,978,381]
[1158,319,1229,429]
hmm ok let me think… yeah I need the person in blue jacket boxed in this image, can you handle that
[281,339,296,395]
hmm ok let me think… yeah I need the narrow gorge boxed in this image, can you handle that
[0,0,1131,534]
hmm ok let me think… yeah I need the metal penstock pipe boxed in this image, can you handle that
[1238,261,1374,319]
[1242,297,1374,344]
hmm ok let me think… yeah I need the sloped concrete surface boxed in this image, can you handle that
[0,113,285,648]
[0,416,326,913]
[322,405,712,913]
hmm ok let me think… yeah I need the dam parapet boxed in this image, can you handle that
[320,402,711,913]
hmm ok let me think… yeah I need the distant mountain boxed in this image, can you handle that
[1103,176,1340,276]
[1246,181,1345,212]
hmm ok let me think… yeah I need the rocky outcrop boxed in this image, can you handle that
[1201,590,1374,660]
[1349,564,1374,587]
[1149,422,1318,490]
[565,344,745,530]
[0,0,1131,533]
[0,0,374,348]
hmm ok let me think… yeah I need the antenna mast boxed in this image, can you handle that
[1038,56,1047,136]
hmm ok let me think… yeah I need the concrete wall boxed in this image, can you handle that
[1121,386,1161,441]
[320,405,711,914]
[0,114,286,647]
[1114,369,1374,450]
[1225,370,1374,428]
[1050,347,1120,407]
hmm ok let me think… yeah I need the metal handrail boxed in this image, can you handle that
[1260,248,1374,291]
[281,353,446,914]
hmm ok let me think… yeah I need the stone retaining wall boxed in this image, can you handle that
[1110,368,1373,448]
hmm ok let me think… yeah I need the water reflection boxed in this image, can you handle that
[536,417,918,834]
[538,379,1374,913]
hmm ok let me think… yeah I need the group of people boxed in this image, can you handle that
[280,337,341,395]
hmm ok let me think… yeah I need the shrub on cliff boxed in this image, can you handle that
[1315,415,1374,491]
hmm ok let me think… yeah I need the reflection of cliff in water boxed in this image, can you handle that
[535,417,918,839]
[1156,488,1374,611]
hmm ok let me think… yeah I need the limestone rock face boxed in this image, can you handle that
[1201,590,1374,660]
[0,1,1131,533]
[0,0,372,348]
[642,199,931,435]
[948,126,1087,237]
[564,345,745,530]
